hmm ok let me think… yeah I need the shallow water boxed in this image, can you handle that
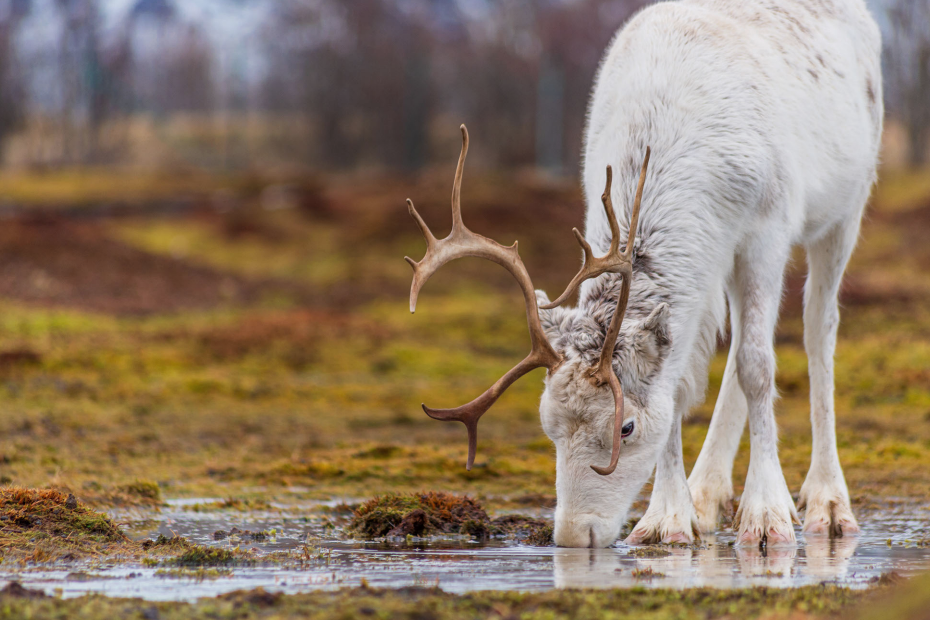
[2,499,929,602]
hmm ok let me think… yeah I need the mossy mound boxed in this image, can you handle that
[112,480,163,505]
[0,487,131,561]
[142,534,253,567]
[347,492,554,544]
[348,492,489,538]
[0,487,126,541]
[172,546,238,567]
[525,524,554,546]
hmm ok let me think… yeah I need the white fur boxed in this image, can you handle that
[537,0,882,547]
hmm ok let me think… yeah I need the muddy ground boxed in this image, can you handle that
[0,166,929,616]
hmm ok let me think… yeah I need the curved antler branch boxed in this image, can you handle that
[404,125,563,470]
[590,369,625,475]
[538,147,651,476]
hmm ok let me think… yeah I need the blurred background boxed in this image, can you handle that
[0,0,925,174]
[0,0,927,506]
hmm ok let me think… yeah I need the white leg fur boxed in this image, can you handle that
[798,217,862,537]
[627,415,700,544]
[688,290,747,533]
[732,240,800,545]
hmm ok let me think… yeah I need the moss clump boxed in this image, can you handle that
[141,534,253,567]
[115,480,163,504]
[210,497,273,512]
[525,524,554,546]
[459,519,490,540]
[489,514,548,537]
[142,534,190,552]
[171,547,238,567]
[0,487,127,560]
[348,492,490,538]
[347,492,557,543]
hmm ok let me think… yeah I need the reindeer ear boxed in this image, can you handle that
[643,303,670,345]
[632,303,671,372]
[536,290,570,344]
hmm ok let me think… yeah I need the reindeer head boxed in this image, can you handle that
[405,125,665,548]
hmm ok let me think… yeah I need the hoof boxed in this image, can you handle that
[689,472,734,534]
[801,498,860,539]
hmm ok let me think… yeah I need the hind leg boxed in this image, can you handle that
[797,217,862,537]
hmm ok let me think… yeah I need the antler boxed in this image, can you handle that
[405,125,563,470]
[542,148,651,475]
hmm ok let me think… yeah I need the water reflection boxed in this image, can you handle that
[803,535,859,582]
[553,530,865,589]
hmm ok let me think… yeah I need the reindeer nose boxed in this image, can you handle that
[554,513,618,548]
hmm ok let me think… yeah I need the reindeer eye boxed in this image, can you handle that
[621,421,635,437]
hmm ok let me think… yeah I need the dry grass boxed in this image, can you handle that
[0,166,926,512]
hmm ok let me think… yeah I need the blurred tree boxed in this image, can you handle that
[54,0,105,161]
[534,0,649,173]
[127,0,213,116]
[0,1,27,150]
[262,0,436,171]
[164,24,214,113]
[260,0,647,172]
[885,0,930,166]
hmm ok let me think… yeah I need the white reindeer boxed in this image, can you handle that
[405,0,882,547]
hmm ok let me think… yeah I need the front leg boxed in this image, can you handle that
[732,245,800,545]
[688,294,746,533]
[627,415,699,544]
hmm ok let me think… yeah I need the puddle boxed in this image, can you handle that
[2,500,929,601]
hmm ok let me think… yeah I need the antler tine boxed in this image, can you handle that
[404,124,563,470]
[601,166,622,255]
[540,228,594,309]
[451,124,467,232]
[626,147,650,256]
[405,125,470,314]
[586,147,650,476]
[537,169,618,310]
[423,353,548,470]
[540,148,651,311]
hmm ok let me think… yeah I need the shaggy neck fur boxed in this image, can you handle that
[543,196,729,413]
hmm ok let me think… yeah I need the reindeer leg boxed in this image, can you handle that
[627,412,700,545]
[732,237,799,545]
[689,287,747,534]
[798,217,862,538]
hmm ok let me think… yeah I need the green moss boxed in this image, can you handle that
[140,534,254,568]
[0,487,128,560]
[200,497,274,512]
[0,582,887,619]
[115,480,163,503]
[525,524,554,546]
[170,547,239,567]
[348,492,490,538]
[345,492,555,544]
